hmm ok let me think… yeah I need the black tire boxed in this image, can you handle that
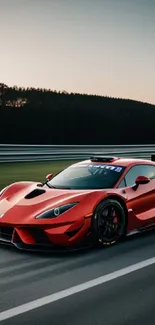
[92,199,127,246]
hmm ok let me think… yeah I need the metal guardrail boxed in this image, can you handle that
[0,144,155,163]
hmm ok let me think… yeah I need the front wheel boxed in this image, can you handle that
[92,199,127,246]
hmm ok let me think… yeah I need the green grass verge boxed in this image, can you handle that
[0,160,79,189]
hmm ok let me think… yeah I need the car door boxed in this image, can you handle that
[123,164,155,222]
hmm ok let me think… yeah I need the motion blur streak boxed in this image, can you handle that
[1,256,155,322]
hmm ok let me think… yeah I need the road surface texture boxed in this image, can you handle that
[1,231,155,325]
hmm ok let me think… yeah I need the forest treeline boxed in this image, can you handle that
[0,83,154,144]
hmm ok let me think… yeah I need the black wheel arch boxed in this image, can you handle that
[106,195,128,228]
[92,195,128,240]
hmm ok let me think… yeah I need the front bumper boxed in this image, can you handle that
[0,218,93,252]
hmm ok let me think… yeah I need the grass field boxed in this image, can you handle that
[0,160,79,189]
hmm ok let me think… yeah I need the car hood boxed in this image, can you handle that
[0,183,107,224]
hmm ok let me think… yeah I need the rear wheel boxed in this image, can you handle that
[92,199,127,246]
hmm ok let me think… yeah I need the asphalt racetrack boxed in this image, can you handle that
[0,230,155,324]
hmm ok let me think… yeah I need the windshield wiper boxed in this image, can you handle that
[52,185,71,189]
[44,183,56,189]
[43,183,71,189]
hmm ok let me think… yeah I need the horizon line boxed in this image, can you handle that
[1,81,154,107]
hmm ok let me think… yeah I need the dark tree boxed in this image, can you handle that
[0,83,154,145]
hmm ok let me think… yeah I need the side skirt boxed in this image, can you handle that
[127,222,155,237]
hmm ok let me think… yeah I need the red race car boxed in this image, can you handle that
[0,155,155,251]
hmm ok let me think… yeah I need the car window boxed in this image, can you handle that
[47,163,126,189]
[125,164,155,187]
[117,178,126,188]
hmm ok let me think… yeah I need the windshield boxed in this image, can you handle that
[47,163,126,190]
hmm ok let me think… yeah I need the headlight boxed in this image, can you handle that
[0,186,8,197]
[35,202,78,219]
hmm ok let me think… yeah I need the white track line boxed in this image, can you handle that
[1,256,155,322]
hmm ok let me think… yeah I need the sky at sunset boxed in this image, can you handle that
[1,0,155,104]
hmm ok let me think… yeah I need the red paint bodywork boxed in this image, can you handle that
[0,157,155,250]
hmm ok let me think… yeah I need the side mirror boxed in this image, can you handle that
[133,175,150,190]
[135,176,150,185]
[46,173,53,181]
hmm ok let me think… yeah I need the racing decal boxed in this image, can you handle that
[88,164,123,172]
[71,164,124,173]
[99,238,116,246]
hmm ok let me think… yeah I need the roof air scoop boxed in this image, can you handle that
[151,155,155,162]
[90,156,118,163]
